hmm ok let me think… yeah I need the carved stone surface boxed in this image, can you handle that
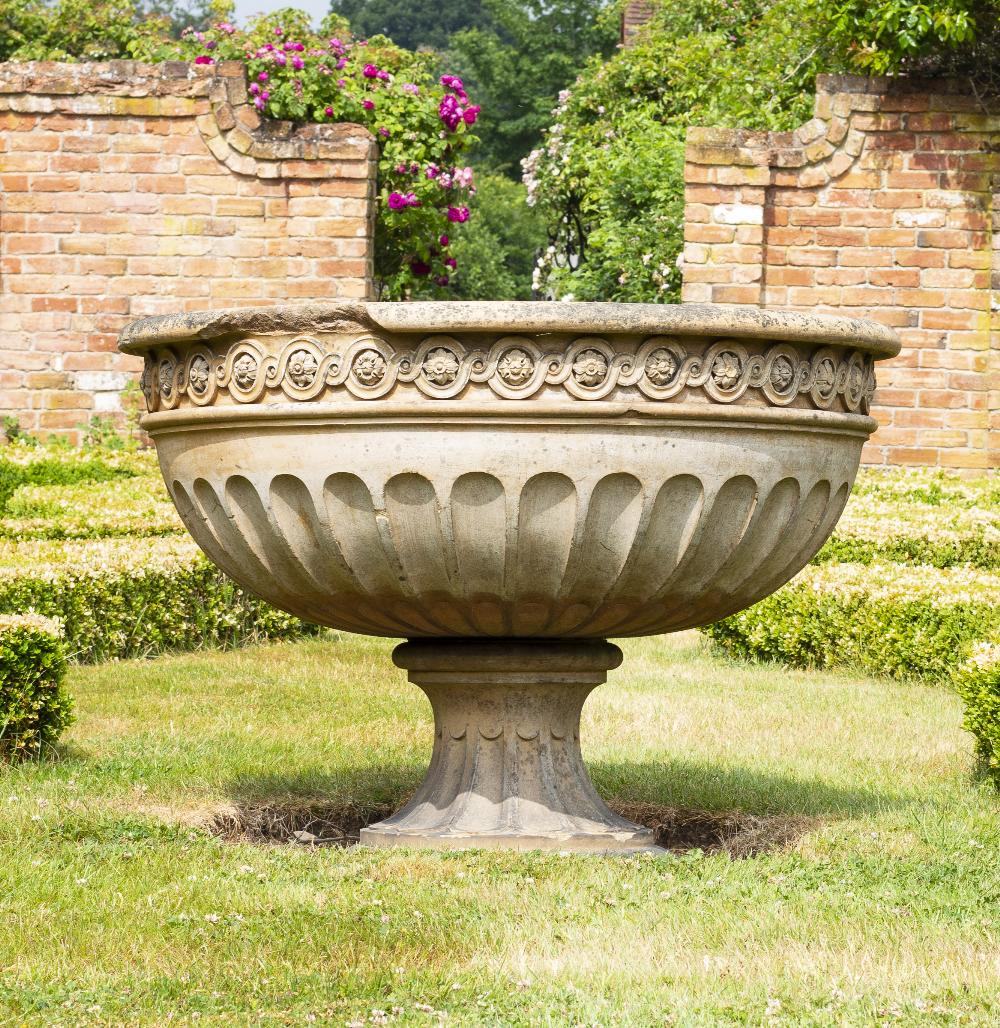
[120,300,899,854]
[138,331,879,414]
[360,639,657,852]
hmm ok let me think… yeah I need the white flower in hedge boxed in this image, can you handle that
[0,612,63,637]
[966,642,1000,672]
[794,562,1000,607]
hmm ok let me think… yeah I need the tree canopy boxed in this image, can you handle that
[526,0,1000,303]
[328,0,499,52]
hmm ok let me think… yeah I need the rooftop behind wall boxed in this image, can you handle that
[683,74,1000,471]
[0,60,376,440]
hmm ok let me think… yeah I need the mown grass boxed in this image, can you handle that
[2,632,999,1026]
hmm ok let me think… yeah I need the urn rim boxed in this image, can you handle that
[118,300,901,359]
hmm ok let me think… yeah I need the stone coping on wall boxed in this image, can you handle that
[685,74,998,188]
[681,73,999,470]
[0,60,375,179]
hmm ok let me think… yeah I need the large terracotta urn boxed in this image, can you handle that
[120,301,898,853]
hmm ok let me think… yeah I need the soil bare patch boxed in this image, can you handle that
[207,799,813,856]
[612,802,815,857]
[208,801,397,847]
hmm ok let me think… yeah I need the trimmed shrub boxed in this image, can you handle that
[0,446,147,513]
[1,476,182,540]
[704,563,1000,684]
[0,613,73,760]
[816,535,999,571]
[955,643,1000,786]
[0,538,317,664]
[815,470,999,570]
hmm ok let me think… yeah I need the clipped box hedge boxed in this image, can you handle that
[704,562,999,685]
[816,469,999,571]
[0,613,73,760]
[1,476,182,540]
[0,538,317,664]
[0,446,151,513]
[0,444,317,664]
[955,644,1000,789]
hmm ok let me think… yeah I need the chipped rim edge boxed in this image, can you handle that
[119,301,902,360]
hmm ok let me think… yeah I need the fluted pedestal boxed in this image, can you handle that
[359,639,660,853]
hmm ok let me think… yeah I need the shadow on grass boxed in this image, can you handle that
[590,757,907,819]
[210,754,903,856]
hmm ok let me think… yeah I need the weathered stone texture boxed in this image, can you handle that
[683,75,1000,470]
[0,60,376,440]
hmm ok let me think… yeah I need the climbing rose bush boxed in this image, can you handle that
[168,12,480,298]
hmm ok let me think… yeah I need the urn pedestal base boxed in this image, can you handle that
[359,639,661,854]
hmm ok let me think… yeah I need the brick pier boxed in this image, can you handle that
[683,75,999,470]
[0,60,375,439]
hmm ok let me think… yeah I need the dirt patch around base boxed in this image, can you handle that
[611,802,815,857]
[208,801,397,847]
[206,799,813,857]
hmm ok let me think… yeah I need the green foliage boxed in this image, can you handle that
[0,616,73,760]
[330,0,499,51]
[955,644,1000,786]
[0,558,317,664]
[1,476,180,540]
[78,416,136,453]
[446,0,617,174]
[826,0,982,74]
[2,416,35,447]
[529,109,686,301]
[528,0,1000,301]
[0,450,138,515]
[433,172,546,298]
[704,569,997,684]
[816,534,1000,570]
[0,0,166,60]
[526,0,820,301]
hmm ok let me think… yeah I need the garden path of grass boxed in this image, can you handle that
[2,632,999,1026]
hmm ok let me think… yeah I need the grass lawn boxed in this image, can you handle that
[2,632,999,1026]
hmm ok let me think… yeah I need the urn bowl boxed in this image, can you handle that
[121,301,898,641]
[121,300,898,853]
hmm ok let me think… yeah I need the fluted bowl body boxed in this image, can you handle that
[120,301,898,639]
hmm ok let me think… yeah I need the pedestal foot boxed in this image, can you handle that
[359,639,660,854]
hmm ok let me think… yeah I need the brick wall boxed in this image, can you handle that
[621,1,655,46]
[683,75,999,471]
[0,60,376,440]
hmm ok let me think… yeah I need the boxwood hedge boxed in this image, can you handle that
[0,614,73,760]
